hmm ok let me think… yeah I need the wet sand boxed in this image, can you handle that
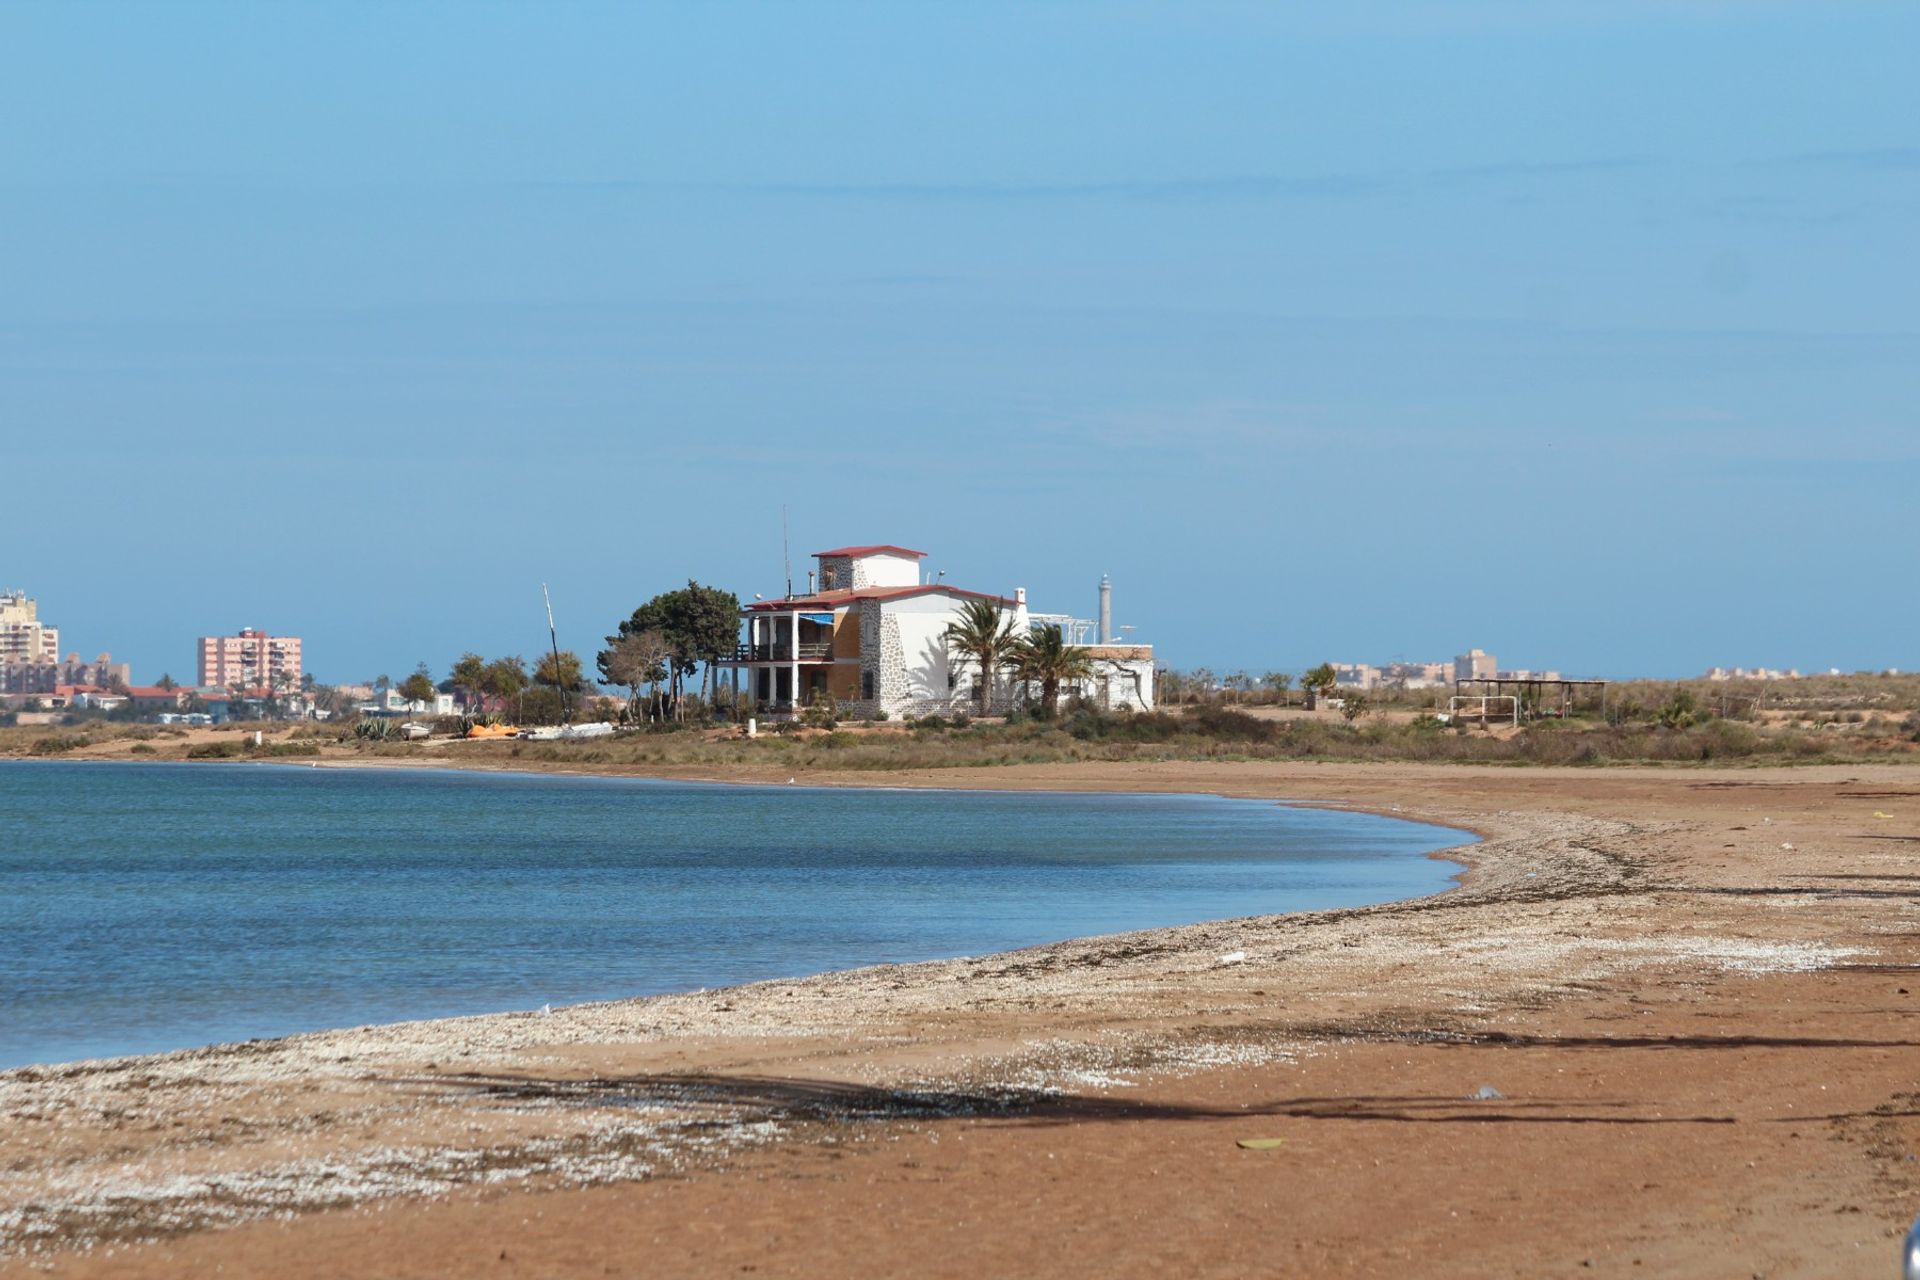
[2,759,1916,1277]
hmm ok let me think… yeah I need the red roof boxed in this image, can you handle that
[744,584,1015,612]
[123,686,183,699]
[811,544,927,560]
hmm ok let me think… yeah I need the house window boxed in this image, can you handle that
[862,670,874,700]
[820,564,838,589]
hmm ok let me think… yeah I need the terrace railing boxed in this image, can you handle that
[728,642,835,662]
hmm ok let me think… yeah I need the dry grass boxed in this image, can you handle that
[448,705,1916,773]
[6,696,1917,773]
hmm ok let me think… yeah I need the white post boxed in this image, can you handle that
[790,610,800,711]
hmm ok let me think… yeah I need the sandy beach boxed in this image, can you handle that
[2,757,1916,1277]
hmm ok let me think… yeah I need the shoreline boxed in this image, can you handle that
[3,757,1916,1275]
[0,758,1482,1075]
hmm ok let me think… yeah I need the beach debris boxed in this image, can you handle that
[1780,843,1795,851]
[1874,811,1894,819]
[1903,1211,1920,1280]
[1468,1084,1504,1101]
[537,1003,553,1018]
[1236,1138,1286,1150]
[1217,951,1247,966]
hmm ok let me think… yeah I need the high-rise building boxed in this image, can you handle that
[1453,648,1497,682]
[0,591,60,667]
[198,629,303,692]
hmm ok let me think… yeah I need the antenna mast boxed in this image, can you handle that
[542,582,570,723]
[781,505,793,600]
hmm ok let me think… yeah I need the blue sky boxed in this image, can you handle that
[3,1,1914,683]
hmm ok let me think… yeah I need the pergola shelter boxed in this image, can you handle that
[1452,676,1609,720]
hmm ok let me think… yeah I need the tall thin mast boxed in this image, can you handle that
[542,582,570,723]
[781,505,793,600]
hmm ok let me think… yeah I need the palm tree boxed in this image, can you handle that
[943,598,1020,717]
[1012,623,1093,715]
[270,669,294,719]
[1302,662,1337,708]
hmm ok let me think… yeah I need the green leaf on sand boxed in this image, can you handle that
[1236,1138,1285,1150]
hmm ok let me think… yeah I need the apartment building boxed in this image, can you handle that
[198,628,303,692]
[1453,649,1498,682]
[0,591,60,667]
[1333,663,1378,690]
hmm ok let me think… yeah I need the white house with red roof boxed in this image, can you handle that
[720,544,1154,719]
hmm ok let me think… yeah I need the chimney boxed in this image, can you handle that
[807,570,816,594]
[1014,587,1026,606]
[1098,574,1112,644]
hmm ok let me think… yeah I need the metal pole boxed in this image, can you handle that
[542,583,570,723]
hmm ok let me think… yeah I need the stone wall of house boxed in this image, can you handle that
[864,606,894,706]
[817,555,855,592]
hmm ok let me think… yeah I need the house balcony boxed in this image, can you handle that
[728,642,835,663]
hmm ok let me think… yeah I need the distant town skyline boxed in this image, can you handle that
[1,579,1903,691]
[4,2,1915,680]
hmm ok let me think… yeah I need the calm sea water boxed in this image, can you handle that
[0,761,1468,1068]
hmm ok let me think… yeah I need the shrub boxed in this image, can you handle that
[29,735,88,756]
[1656,691,1700,730]
[128,743,157,755]
[1184,705,1277,741]
[186,740,244,759]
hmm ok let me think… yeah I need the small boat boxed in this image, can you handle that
[519,722,615,742]
[465,722,520,739]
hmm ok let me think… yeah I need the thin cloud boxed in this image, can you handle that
[521,157,1655,204]
[1425,155,1654,183]
[734,173,1388,202]
[1766,146,1920,171]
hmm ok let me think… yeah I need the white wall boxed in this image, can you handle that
[852,553,922,589]
[887,594,960,705]
[1067,657,1156,712]
[874,592,1029,715]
